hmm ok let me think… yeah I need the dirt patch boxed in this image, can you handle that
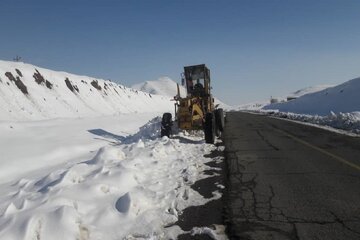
[91,80,102,91]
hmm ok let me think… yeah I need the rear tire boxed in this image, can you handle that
[204,112,215,144]
[161,113,172,137]
[215,108,225,132]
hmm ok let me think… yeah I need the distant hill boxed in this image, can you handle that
[289,84,335,98]
[263,77,360,115]
[236,85,335,111]
[0,60,172,121]
[132,77,187,98]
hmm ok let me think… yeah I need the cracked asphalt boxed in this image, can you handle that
[223,112,360,240]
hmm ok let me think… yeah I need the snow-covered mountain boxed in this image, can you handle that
[263,77,360,115]
[0,60,172,121]
[132,77,232,110]
[132,77,187,98]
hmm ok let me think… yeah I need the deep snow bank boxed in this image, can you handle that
[0,60,172,121]
[0,117,226,239]
[0,113,161,184]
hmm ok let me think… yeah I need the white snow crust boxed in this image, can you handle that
[0,60,227,239]
[0,116,225,239]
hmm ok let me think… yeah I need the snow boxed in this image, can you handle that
[0,113,160,184]
[263,77,360,116]
[233,84,335,112]
[0,60,227,239]
[289,84,335,98]
[0,115,226,239]
[0,60,172,121]
[132,77,187,98]
[235,101,269,111]
[258,77,360,133]
[264,110,360,134]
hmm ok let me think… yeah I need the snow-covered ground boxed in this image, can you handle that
[0,114,226,239]
[0,60,227,239]
[260,77,360,133]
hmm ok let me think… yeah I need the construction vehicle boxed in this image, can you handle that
[161,64,224,144]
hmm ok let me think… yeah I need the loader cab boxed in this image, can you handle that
[183,64,211,97]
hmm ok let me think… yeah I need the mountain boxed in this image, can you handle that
[132,77,232,110]
[0,60,172,121]
[132,77,187,98]
[263,77,360,115]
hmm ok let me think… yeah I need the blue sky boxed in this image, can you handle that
[1,0,360,105]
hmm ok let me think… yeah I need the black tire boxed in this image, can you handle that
[161,113,172,137]
[204,112,215,144]
[215,108,225,132]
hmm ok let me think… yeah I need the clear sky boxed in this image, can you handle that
[1,0,360,105]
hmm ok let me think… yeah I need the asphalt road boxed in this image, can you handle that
[223,112,360,240]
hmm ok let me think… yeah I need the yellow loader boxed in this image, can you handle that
[161,64,224,144]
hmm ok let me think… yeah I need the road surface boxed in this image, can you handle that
[223,112,360,240]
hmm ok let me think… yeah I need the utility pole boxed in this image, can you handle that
[13,55,22,62]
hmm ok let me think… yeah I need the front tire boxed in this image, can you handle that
[161,113,172,137]
[215,108,225,132]
[204,112,215,144]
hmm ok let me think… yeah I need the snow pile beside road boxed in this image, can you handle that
[265,111,360,134]
[0,117,224,239]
